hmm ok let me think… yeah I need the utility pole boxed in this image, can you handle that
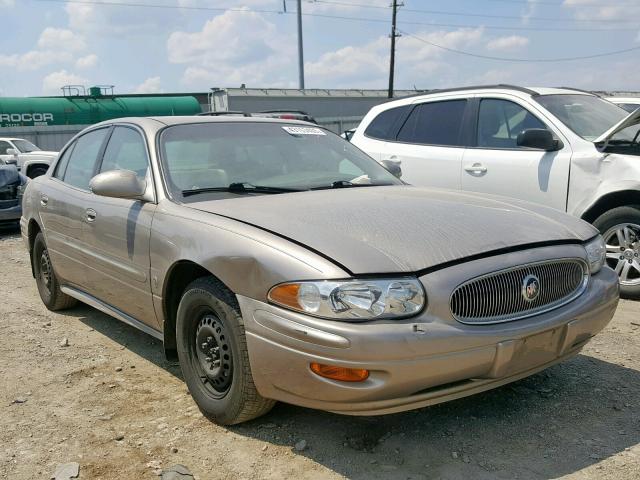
[388,0,400,98]
[297,0,305,90]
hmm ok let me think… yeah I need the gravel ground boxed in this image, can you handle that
[1,224,639,480]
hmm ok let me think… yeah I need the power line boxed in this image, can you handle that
[476,0,638,6]
[400,29,640,62]
[309,0,640,24]
[31,0,640,32]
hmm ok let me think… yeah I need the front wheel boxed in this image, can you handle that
[594,206,640,299]
[176,277,275,425]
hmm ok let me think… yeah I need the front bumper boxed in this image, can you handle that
[240,246,619,416]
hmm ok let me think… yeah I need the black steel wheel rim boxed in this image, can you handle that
[193,313,233,397]
[39,250,52,294]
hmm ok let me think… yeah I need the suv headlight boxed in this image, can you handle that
[584,235,606,274]
[268,278,426,320]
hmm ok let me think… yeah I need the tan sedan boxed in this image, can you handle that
[21,116,619,424]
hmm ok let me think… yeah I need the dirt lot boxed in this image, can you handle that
[1,224,639,480]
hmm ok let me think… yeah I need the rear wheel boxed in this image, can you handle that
[32,232,77,310]
[176,276,275,425]
[594,206,640,299]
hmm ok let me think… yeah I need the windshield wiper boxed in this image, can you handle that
[182,182,302,197]
[310,181,394,191]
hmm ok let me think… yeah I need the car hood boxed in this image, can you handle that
[188,186,596,274]
[594,107,640,144]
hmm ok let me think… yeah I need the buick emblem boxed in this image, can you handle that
[522,274,540,302]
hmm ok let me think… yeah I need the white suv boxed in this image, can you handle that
[0,137,57,178]
[352,85,640,297]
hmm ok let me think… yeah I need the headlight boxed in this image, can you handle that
[268,278,426,320]
[584,235,606,274]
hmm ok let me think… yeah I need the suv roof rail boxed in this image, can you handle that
[396,84,539,101]
[557,87,598,97]
[197,111,252,117]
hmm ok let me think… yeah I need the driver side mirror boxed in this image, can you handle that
[380,159,402,179]
[6,148,18,157]
[516,129,563,151]
[90,170,146,200]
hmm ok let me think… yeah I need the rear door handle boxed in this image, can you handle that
[40,194,48,206]
[464,163,487,174]
[85,208,97,223]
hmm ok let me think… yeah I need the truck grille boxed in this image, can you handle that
[450,259,588,324]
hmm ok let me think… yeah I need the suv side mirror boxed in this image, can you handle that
[6,148,18,156]
[380,159,402,178]
[516,129,563,151]
[90,170,146,200]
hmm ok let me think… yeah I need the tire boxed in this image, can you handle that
[176,276,275,425]
[593,206,640,299]
[32,232,77,311]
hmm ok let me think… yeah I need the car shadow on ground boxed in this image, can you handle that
[68,306,183,380]
[231,354,639,480]
[0,223,20,238]
[68,305,639,479]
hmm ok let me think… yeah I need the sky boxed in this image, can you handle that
[0,0,639,97]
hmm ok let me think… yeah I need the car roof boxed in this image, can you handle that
[90,115,316,129]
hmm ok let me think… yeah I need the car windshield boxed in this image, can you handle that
[159,122,401,199]
[12,139,41,153]
[535,94,635,141]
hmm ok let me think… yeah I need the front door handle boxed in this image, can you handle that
[40,194,48,206]
[85,208,97,223]
[464,163,488,174]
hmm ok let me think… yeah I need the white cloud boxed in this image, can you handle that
[305,28,485,88]
[75,53,98,69]
[0,50,73,71]
[37,27,86,52]
[486,35,530,52]
[169,9,296,88]
[562,0,640,22]
[521,0,541,24]
[42,70,89,95]
[0,0,14,6]
[134,76,163,93]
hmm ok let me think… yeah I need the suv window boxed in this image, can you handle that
[100,126,149,178]
[477,99,546,149]
[0,141,12,155]
[62,128,109,189]
[364,105,410,140]
[397,100,467,146]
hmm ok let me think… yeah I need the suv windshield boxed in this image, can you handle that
[535,94,629,141]
[12,139,41,153]
[159,122,401,200]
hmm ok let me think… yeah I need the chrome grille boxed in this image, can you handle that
[450,259,588,324]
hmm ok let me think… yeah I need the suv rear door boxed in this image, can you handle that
[376,97,471,189]
[460,96,572,211]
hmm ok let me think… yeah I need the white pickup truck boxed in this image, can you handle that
[0,137,57,178]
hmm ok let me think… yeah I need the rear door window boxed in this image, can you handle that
[364,105,410,140]
[397,100,467,146]
[62,128,109,190]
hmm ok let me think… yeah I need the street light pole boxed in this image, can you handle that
[297,0,305,89]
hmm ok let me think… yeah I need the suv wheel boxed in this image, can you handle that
[32,232,77,310]
[594,206,640,299]
[176,277,275,425]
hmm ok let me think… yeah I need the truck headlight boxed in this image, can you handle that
[584,235,606,274]
[268,278,426,320]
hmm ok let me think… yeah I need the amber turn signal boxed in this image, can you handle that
[268,283,301,310]
[310,362,369,382]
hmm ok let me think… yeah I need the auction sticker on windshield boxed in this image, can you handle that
[282,126,326,136]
